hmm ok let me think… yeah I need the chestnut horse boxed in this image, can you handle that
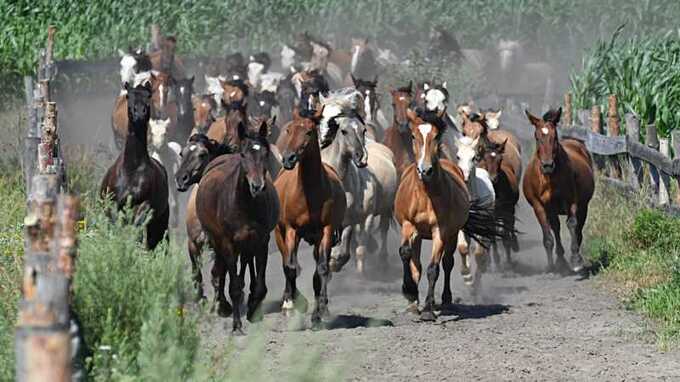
[383,82,416,178]
[192,94,218,134]
[523,108,594,273]
[275,107,347,327]
[194,120,279,333]
[100,82,169,250]
[395,109,501,321]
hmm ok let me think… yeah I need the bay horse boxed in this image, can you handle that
[149,35,187,79]
[478,138,521,270]
[100,82,169,250]
[394,109,501,321]
[191,94,218,134]
[523,108,594,273]
[348,37,379,82]
[383,82,416,178]
[175,134,235,300]
[194,120,279,333]
[274,107,347,327]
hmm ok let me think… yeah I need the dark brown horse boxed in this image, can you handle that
[274,107,347,327]
[523,108,594,273]
[194,121,279,333]
[100,82,169,250]
[383,82,416,178]
[395,109,501,321]
[112,72,172,149]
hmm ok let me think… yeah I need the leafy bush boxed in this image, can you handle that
[631,209,680,250]
[73,201,199,379]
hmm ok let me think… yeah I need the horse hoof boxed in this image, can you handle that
[420,310,437,322]
[405,302,420,315]
[247,307,264,323]
[232,327,246,336]
[330,253,351,273]
[511,239,520,252]
[311,318,325,331]
[215,302,232,317]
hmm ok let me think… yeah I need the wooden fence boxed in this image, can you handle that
[15,26,81,382]
[561,93,680,212]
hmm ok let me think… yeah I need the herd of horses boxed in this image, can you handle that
[99,31,594,333]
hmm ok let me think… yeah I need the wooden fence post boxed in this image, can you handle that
[671,130,680,205]
[607,95,622,179]
[646,124,661,197]
[659,138,671,206]
[15,176,71,382]
[563,92,572,127]
[591,105,605,170]
[23,77,39,195]
[625,113,643,190]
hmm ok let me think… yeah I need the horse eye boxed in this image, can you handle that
[341,129,348,135]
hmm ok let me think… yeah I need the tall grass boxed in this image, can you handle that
[570,27,680,138]
[585,180,680,348]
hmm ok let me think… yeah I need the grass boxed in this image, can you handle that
[585,179,680,348]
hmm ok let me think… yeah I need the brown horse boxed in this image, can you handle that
[149,35,187,79]
[523,108,594,273]
[383,82,416,178]
[395,109,502,321]
[194,120,279,333]
[112,72,172,149]
[274,106,347,327]
[100,82,169,250]
[478,139,521,270]
[192,94,218,134]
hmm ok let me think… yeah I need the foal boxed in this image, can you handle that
[100,82,169,250]
[275,107,347,327]
[523,108,594,273]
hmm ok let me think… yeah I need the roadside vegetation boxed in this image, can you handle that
[585,180,680,348]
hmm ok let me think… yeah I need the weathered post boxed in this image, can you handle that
[15,176,71,382]
[646,123,661,197]
[659,138,671,206]
[23,77,39,194]
[607,95,622,179]
[671,130,680,205]
[625,113,642,190]
[591,105,605,170]
[563,92,572,127]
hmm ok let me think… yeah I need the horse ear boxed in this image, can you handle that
[442,81,448,89]
[189,75,195,84]
[314,105,325,120]
[407,80,413,92]
[268,115,277,130]
[351,74,358,88]
[525,109,542,127]
[423,83,430,91]
[373,75,378,85]
[500,138,508,153]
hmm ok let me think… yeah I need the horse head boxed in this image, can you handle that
[407,108,447,181]
[175,133,231,192]
[526,108,562,174]
[280,106,324,170]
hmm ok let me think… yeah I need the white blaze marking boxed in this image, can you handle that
[351,45,360,73]
[399,96,405,101]
[253,144,261,151]
[541,127,549,135]
[232,75,240,80]
[189,145,197,151]
[417,124,432,170]
[364,93,372,122]
[425,89,446,112]
[159,84,165,107]
[491,152,497,157]
[259,100,266,107]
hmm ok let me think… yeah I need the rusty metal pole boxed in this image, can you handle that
[16,175,71,382]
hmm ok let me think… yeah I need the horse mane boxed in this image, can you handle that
[396,83,413,95]
[188,133,235,156]
[224,78,250,97]
[416,108,447,132]
[542,108,562,125]
[468,112,488,129]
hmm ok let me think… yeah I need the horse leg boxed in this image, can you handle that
[377,213,391,268]
[531,202,555,272]
[421,228,445,321]
[399,221,420,313]
[569,203,588,273]
[472,239,490,298]
[500,211,516,270]
[312,226,334,327]
[458,231,473,285]
[329,224,353,273]
[188,238,205,301]
[247,239,269,322]
[355,221,369,274]
[441,242,456,305]
[211,248,232,317]
[146,207,169,251]
[226,253,245,335]
[548,212,569,272]
[276,226,307,315]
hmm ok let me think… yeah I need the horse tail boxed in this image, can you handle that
[463,199,513,248]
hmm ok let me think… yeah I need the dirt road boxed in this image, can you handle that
[197,196,680,381]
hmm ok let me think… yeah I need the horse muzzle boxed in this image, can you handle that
[540,161,555,174]
[417,165,434,180]
[353,152,368,168]
[249,181,266,197]
[176,173,191,192]
[282,153,299,170]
